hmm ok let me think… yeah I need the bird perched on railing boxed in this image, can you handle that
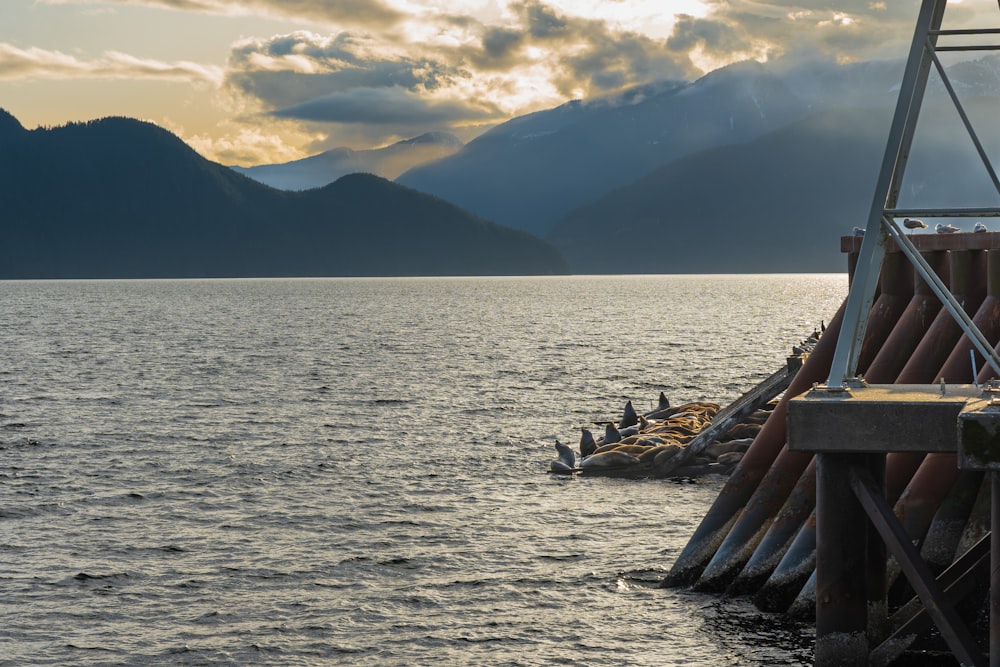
[853,227,865,236]
[903,217,927,229]
[974,222,988,233]
[936,223,960,234]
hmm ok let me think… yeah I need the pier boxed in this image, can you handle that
[662,234,1000,665]
[663,1,1000,663]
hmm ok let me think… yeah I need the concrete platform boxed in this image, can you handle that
[788,383,982,453]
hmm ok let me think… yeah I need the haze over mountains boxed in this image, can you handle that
[231,132,463,190]
[0,110,565,279]
[5,53,1000,278]
[399,60,813,237]
[403,55,1000,273]
[233,54,1000,274]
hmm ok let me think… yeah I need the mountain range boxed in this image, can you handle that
[0,110,566,279]
[401,55,1000,273]
[397,60,812,237]
[6,52,1000,279]
[545,62,1000,273]
[231,131,463,190]
[234,55,1000,273]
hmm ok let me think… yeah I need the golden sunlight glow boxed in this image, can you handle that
[687,42,772,76]
[819,13,856,27]
[177,117,327,166]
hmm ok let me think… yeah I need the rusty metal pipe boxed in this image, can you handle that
[976,250,1000,383]
[863,250,946,382]
[919,469,984,574]
[692,253,913,593]
[788,569,817,621]
[938,251,1000,384]
[731,455,815,599]
[815,454,870,664]
[752,505,817,612]
[954,474,991,562]
[789,252,992,622]
[660,299,848,588]
[751,316,952,612]
[885,251,1000,600]
[736,253,948,600]
[896,250,985,384]
[888,249,985,514]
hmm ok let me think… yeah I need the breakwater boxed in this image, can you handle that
[550,334,818,480]
[662,233,1000,663]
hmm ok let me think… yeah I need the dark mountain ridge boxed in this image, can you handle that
[0,110,566,279]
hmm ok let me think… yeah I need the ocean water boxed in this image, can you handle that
[0,274,847,666]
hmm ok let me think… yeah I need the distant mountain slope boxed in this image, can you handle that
[0,110,566,279]
[397,56,1000,238]
[546,100,1000,274]
[231,132,464,190]
[397,61,810,236]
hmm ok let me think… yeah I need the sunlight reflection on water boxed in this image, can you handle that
[0,274,846,665]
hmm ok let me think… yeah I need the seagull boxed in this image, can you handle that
[936,223,960,234]
[903,217,928,229]
[853,227,865,236]
[974,222,988,233]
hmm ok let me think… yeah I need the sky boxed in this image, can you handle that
[0,0,997,166]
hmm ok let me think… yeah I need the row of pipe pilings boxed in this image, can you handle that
[661,239,1000,638]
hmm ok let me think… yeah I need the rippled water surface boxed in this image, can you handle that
[0,275,847,666]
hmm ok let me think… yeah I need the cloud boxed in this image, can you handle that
[670,0,972,66]
[205,1,707,151]
[462,1,697,92]
[173,116,325,165]
[40,0,404,28]
[40,0,988,163]
[224,31,464,109]
[222,30,500,138]
[0,42,223,82]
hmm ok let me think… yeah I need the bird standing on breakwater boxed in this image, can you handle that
[974,222,988,233]
[936,223,960,234]
[903,217,927,229]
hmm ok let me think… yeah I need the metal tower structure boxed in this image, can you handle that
[790,2,1000,664]
[829,0,1000,390]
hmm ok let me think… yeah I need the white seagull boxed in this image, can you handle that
[852,227,865,236]
[974,222,988,233]
[936,223,960,234]
[903,218,928,229]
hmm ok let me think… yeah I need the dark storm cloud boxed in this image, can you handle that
[225,32,466,110]
[521,1,570,39]
[666,14,751,56]
[465,1,697,89]
[480,27,524,67]
[226,2,700,134]
[557,30,694,94]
